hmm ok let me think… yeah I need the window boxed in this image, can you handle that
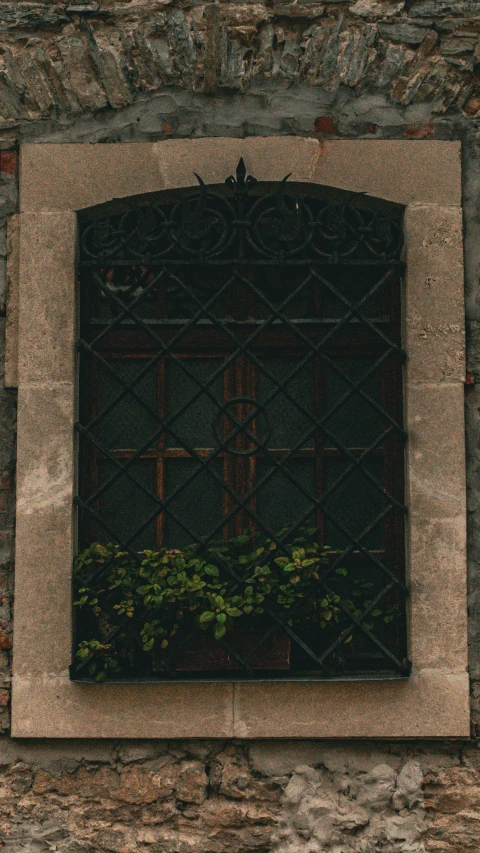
[10,139,468,737]
[74,159,408,681]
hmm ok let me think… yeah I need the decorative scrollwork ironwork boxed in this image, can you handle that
[80,158,404,265]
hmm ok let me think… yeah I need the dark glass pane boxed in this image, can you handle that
[96,358,158,450]
[256,357,315,448]
[165,357,224,449]
[320,269,384,321]
[323,456,384,550]
[323,358,383,448]
[253,266,314,320]
[164,458,224,548]
[166,267,232,320]
[96,459,157,551]
[254,458,315,537]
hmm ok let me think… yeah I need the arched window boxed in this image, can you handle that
[73,158,408,680]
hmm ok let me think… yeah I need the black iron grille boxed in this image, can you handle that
[73,158,409,681]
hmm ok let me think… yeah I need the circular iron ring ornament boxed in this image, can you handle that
[246,178,315,258]
[170,176,236,258]
[213,397,271,456]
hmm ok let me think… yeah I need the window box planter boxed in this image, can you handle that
[160,628,291,672]
[72,538,407,681]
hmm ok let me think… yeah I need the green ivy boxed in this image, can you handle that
[73,529,400,680]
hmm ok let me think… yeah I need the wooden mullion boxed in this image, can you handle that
[163,448,216,458]
[267,448,316,458]
[322,447,385,457]
[95,323,391,356]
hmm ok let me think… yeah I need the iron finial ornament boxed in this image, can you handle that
[225,157,257,194]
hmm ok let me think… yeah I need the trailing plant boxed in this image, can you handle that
[73,529,400,680]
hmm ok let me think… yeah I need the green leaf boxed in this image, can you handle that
[292,548,305,560]
[254,566,269,577]
[335,567,348,576]
[199,610,215,623]
[216,612,227,624]
[214,624,226,640]
[77,648,90,660]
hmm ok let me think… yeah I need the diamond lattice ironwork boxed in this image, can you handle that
[72,158,409,681]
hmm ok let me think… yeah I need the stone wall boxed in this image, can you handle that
[0,0,480,850]
[0,0,478,142]
[1,738,480,852]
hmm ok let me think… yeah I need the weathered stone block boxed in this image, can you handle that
[17,212,76,385]
[378,22,429,45]
[314,140,461,205]
[6,214,20,389]
[409,0,479,15]
[404,204,465,384]
[176,761,208,804]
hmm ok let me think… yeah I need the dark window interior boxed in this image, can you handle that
[73,162,409,681]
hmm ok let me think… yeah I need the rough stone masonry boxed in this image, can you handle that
[1,0,480,850]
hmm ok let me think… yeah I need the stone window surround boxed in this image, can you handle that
[7,137,468,739]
